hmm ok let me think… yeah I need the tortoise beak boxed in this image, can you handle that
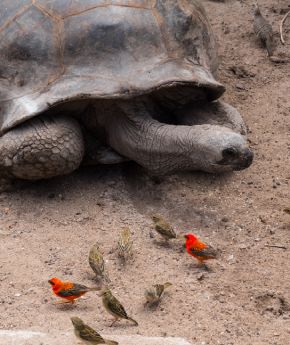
[233,148,253,170]
[218,147,253,170]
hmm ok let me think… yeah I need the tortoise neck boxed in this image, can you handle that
[103,100,199,174]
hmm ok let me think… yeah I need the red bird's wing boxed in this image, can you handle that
[189,245,218,259]
[58,283,89,297]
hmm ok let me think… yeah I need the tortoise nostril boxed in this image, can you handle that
[242,148,254,166]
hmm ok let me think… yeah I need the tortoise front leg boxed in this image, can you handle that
[0,115,84,182]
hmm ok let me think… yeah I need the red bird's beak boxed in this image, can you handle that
[48,280,54,285]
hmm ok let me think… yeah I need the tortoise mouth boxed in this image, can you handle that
[231,149,254,170]
[216,147,254,170]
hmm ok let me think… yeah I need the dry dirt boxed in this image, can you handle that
[1,1,290,344]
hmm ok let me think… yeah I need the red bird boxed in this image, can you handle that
[184,234,218,265]
[48,277,99,304]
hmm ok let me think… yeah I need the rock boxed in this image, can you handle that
[235,83,247,91]
[239,244,248,250]
[197,273,205,281]
[0,331,193,345]
[229,65,255,78]
[221,216,229,223]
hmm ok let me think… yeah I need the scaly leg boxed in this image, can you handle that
[0,115,84,183]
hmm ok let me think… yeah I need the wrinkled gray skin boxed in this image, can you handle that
[0,95,252,182]
[0,0,253,185]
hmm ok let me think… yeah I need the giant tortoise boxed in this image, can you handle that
[0,0,253,185]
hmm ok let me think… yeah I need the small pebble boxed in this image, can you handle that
[236,83,247,91]
[197,273,205,281]
[269,228,275,235]
[58,194,64,200]
[239,244,248,249]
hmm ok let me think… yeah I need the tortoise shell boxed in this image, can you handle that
[0,0,225,134]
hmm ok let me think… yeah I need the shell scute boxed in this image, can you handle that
[0,5,62,97]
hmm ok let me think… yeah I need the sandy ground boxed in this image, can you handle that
[1,1,290,344]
